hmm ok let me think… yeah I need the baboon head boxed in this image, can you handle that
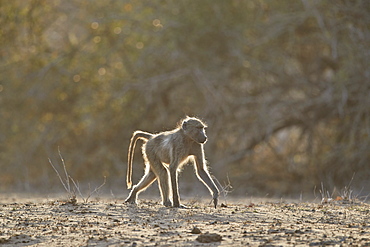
[182,117,208,144]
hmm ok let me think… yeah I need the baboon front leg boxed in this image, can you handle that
[125,169,156,204]
[169,166,181,207]
[194,156,219,208]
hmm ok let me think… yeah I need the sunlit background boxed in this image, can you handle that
[1,0,369,200]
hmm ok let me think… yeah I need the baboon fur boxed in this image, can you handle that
[125,117,219,208]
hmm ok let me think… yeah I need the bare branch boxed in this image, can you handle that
[48,158,69,193]
[58,147,70,193]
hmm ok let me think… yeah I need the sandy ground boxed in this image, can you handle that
[0,194,369,246]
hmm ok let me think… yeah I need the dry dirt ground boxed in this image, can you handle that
[0,194,369,246]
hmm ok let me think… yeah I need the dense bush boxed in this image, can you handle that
[1,0,369,197]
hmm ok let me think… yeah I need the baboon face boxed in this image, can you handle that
[182,118,207,144]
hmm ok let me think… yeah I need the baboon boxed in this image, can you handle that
[125,117,219,208]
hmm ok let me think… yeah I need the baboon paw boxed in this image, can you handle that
[213,198,218,208]
[124,198,137,205]
[163,201,173,207]
[171,202,187,208]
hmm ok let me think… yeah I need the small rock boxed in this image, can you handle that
[268,229,280,234]
[0,238,9,244]
[196,232,222,243]
[191,226,201,234]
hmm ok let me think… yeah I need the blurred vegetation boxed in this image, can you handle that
[1,0,369,198]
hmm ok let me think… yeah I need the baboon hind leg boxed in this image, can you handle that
[149,159,172,207]
[125,169,156,204]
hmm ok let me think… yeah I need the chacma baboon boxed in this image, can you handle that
[125,117,219,208]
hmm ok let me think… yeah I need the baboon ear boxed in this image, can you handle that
[182,120,188,130]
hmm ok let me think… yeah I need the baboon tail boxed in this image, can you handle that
[127,131,153,189]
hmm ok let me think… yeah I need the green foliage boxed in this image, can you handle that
[0,0,369,196]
